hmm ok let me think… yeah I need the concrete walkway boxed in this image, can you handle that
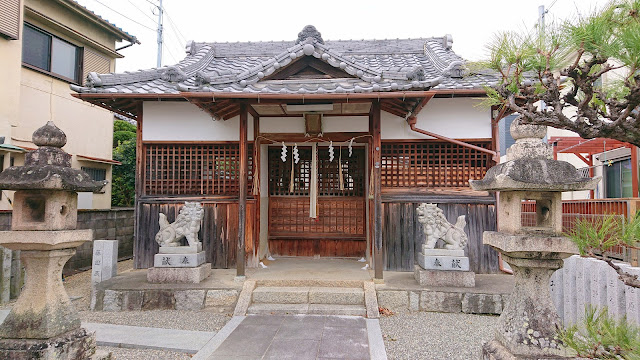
[0,310,387,359]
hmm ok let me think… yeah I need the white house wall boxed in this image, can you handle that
[382,97,491,140]
[259,117,305,134]
[142,102,254,141]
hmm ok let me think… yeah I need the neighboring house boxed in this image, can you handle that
[0,0,137,210]
[72,26,504,278]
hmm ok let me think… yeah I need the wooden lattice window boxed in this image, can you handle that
[381,140,492,188]
[144,143,253,196]
[268,146,365,197]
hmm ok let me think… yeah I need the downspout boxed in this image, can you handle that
[406,117,498,162]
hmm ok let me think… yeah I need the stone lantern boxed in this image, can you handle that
[470,118,599,359]
[0,122,107,359]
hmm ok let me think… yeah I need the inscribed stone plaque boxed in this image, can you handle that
[154,251,205,268]
[417,252,469,271]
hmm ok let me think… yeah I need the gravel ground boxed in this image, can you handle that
[379,311,499,360]
[80,309,232,332]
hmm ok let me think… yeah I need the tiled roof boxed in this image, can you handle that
[62,0,138,43]
[71,25,499,95]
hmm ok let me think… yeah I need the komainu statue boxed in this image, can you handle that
[155,202,204,247]
[416,203,467,250]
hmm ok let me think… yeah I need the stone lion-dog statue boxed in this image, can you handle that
[155,202,204,247]
[416,203,468,250]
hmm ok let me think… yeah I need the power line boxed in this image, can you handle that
[126,0,156,24]
[164,10,187,44]
[163,42,179,65]
[547,0,560,12]
[90,0,155,32]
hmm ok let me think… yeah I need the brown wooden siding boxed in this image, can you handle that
[135,200,258,269]
[381,140,492,188]
[382,199,499,273]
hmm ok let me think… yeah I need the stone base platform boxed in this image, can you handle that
[147,263,212,283]
[414,265,475,288]
[482,339,570,360]
[0,328,110,360]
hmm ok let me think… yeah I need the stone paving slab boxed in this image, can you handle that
[83,322,216,354]
[200,314,386,360]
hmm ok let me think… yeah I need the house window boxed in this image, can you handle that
[605,158,633,198]
[81,167,106,182]
[22,23,82,83]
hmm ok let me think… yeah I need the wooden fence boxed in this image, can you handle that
[382,196,499,273]
[522,198,640,263]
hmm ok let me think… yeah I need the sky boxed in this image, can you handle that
[75,0,610,73]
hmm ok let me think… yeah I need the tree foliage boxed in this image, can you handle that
[558,307,640,359]
[481,0,640,146]
[565,213,640,287]
[111,120,136,207]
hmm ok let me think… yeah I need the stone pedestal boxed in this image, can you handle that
[481,232,575,359]
[147,246,211,283]
[415,248,475,288]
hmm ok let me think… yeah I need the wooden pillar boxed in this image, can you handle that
[631,145,639,198]
[133,102,143,269]
[237,103,248,277]
[252,110,260,263]
[371,101,383,280]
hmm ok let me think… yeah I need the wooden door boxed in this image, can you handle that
[267,146,366,257]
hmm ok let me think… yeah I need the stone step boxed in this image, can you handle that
[247,303,366,316]
[251,286,365,305]
[309,287,364,305]
[252,286,309,304]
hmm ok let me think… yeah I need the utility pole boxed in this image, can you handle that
[156,0,164,67]
[538,5,546,33]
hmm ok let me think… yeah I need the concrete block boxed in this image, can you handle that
[605,262,626,320]
[549,268,563,319]
[309,287,363,305]
[364,281,380,318]
[308,304,366,316]
[147,263,211,283]
[376,291,408,311]
[175,290,206,310]
[154,252,205,268]
[103,290,122,311]
[621,265,639,325]
[575,257,591,322]
[562,255,577,325]
[247,303,308,315]
[414,265,475,288]
[420,291,462,313]
[588,259,607,311]
[417,252,470,271]
[205,289,239,307]
[92,240,118,281]
[142,290,176,310]
[462,293,503,314]
[409,291,420,312]
[122,290,144,311]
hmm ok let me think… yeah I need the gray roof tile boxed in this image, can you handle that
[72,26,499,95]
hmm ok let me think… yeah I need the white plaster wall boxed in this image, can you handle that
[143,102,254,141]
[381,97,491,140]
[259,117,305,134]
[323,116,368,132]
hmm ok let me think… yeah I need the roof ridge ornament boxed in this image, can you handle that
[296,25,324,45]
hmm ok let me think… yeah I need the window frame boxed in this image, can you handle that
[22,23,84,84]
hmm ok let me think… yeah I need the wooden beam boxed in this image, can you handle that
[409,93,435,117]
[248,105,260,119]
[133,102,144,269]
[371,100,383,280]
[257,132,369,143]
[237,103,248,277]
[632,145,639,197]
[253,113,261,264]
[574,153,592,166]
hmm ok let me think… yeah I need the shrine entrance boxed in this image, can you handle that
[267,144,367,258]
